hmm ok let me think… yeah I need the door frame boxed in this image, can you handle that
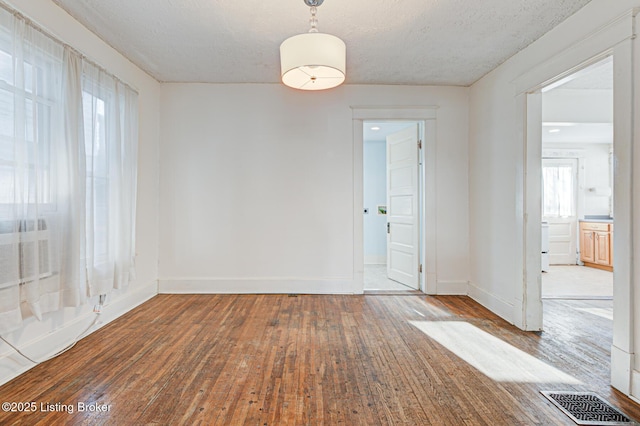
[352,106,437,294]
[514,9,636,395]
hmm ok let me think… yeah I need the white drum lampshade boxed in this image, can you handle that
[280,32,346,90]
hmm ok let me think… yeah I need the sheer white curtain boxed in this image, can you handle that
[0,10,68,331]
[542,165,574,218]
[0,7,138,334]
[116,80,138,288]
[60,47,87,307]
[82,62,138,297]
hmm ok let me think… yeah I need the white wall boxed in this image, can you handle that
[469,0,635,322]
[469,0,640,396]
[363,140,387,264]
[581,144,612,216]
[0,0,161,386]
[543,89,613,123]
[159,84,469,294]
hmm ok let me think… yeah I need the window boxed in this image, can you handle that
[83,90,109,266]
[0,46,58,210]
[542,162,575,218]
[81,62,139,296]
[0,7,139,333]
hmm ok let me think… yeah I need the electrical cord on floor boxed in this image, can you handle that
[0,312,101,365]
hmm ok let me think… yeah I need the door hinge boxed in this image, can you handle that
[418,140,422,149]
[419,264,423,273]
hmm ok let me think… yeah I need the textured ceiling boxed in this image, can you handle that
[51,0,593,86]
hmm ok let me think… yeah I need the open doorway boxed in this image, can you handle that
[540,57,613,301]
[363,121,422,291]
[516,16,635,395]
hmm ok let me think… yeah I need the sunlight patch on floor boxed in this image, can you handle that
[410,321,581,384]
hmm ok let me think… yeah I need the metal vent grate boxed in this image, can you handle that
[541,391,633,425]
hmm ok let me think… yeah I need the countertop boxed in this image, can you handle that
[579,216,613,223]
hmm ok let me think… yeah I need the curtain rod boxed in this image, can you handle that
[0,0,139,94]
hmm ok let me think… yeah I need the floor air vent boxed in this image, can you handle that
[541,391,633,425]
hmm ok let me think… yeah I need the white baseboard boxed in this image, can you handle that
[0,281,157,387]
[435,280,468,295]
[467,282,515,325]
[364,256,386,265]
[630,369,640,400]
[159,278,465,296]
[511,303,524,330]
[159,277,361,295]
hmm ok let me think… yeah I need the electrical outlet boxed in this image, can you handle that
[93,304,102,313]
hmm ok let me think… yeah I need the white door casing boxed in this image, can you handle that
[386,124,420,289]
[542,158,578,265]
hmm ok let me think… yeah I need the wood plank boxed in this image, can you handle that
[0,294,638,425]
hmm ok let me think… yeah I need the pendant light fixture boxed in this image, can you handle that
[280,0,346,90]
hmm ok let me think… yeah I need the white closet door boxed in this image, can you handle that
[386,124,419,289]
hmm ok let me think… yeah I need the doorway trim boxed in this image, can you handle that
[514,10,636,395]
[352,106,437,294]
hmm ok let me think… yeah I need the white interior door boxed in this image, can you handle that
[542,158,578,265]
[386,124,420,289]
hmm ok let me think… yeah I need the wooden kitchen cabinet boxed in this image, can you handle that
[579,222,613,271]
[580,227,595,263]
[594,231,611,266]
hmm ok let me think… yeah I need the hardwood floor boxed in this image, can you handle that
[0,295,638,425]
